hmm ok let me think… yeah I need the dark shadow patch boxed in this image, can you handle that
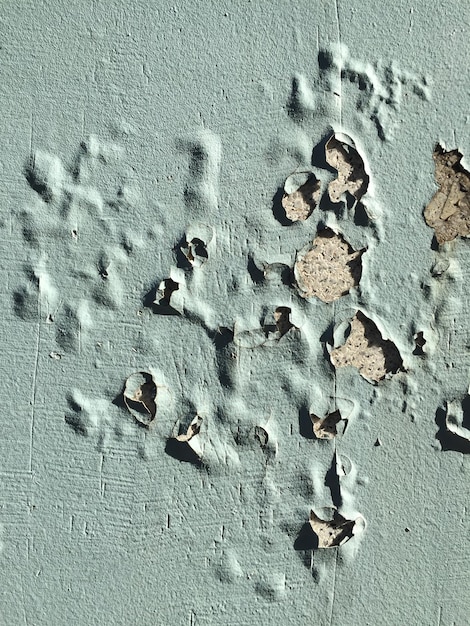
[317,49,334,72]
[174,234,193,270]
[281,265,295,287]
[319,322,337,372]
[142,282,159,309]
[12,285,38,320]
[286,75,316,124]
[64,412,88,437]
[164,438,203,467]
[412,331,426,356]
[286,76,304,122]
[23,158,53,203]
[430,235,440,251]
[64,395,90,437]
[210,326,234,349]
[262,262,294,288]
[318,186,346,220]
[324,455,342,509]
[247,256,265,284]
[111,389,127,411]
[69,141,88,183]
[461,396,470,431]
[145,278,181,315]
[353,202,373,227]
[18,211,39,247]
[435,406,470,454]
[294,522,319,551]
[311,131,336,173]
[298,404,315,439]
[354,311,403,377]
[272,186,293,226]
[370,114,386,142]
[209,326,235,389]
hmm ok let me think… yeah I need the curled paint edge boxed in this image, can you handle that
[325,132,370,204]
[309,509,365,548]
[171,415,204,459]
[123,371,158,427]
[445,400,470,442]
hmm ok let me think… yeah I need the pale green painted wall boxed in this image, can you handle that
[0,1,469,624]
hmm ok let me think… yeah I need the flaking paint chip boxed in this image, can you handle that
[281,172,321,222]
[123,371,157,427]
[294,228,364,302]
[273,306,294,337]
[181,237,208,267]
[310,410,346,439]
[423,145,470,244]
[308,510,364,548]
[169,415,204,461]
[176,414,203,443]
[325,133,369,203]
[445,400,470,443]
[330,311,403,382]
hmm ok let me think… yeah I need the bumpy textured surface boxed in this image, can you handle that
[1,2,469,625]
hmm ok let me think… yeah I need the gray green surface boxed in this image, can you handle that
[1,1,469,624]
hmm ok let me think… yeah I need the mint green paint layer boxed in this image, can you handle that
[0,1,469,624]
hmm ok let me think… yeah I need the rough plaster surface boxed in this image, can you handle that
[0,2,469,625]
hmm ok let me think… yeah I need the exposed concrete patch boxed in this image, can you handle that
[281,172,321,222]
[325,133,369,203]
[424,145,470,244]
[330,311,403,382]
[294,228,365,302]
[308,509,365,548]
[310,410,347,439]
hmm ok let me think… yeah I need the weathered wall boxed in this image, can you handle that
[1,1,469,624]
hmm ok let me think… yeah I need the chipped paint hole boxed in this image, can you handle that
[165,415,204,466]
[263,307,296,341]
[307,509,365,549]
[412,331,426,356]
[330,311,403,382]
[255,425,269,448]
[151,277,182,314]
[310,410,346,439]
[273,306,294,337]
[325,133,369,203]
[424,144,470,244]
[281,172,320,222]
[181,237,209,268]
[294,228,365,302]
[123,371,157,427]
[159,278,179,304]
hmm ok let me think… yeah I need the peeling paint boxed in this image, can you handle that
[330,311,403,382]
[123,372,157,427]
[281,172,321,222]
[424,145,470,244]
[308,509,365,548]
[295,229,365,302]
[325,133,369,203]
[310,410,347,439]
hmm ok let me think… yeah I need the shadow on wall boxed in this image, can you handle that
[435,405,470,454]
